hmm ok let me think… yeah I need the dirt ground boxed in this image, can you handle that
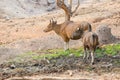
[0,1,120,80]
[1,52,120,80]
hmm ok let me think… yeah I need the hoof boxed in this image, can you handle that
[65,49,70,53]
[90,62,95,65]
[65,49,69,51]
[65,49,70,52]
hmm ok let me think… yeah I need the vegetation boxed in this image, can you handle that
[11,44,120,63]
[1,44,120,80]
[96,44,120,57]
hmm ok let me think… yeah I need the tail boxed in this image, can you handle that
[90,34,98,48]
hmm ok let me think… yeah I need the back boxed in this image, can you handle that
[80,21,92,31]
[63,21,82,39]
[70,21,92,40]
[83,32,99,48]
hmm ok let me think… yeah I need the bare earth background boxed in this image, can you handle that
[0,0,120,79]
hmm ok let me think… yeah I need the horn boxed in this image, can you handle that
[50,19,51,23]
[50,18,53,23]
[53,17,57,23]
[51,18,54,22]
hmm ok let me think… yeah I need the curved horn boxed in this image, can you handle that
[50,18,54,23]
[53,17,57,23]
[50,19,52,23]
[50,17,57,24]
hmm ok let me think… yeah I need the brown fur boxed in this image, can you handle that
[82,31,99,65]
[43,19,92,50]
[71,21,92,39]
[44,20,92,42]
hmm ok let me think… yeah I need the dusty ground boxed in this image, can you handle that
[0,1,120,80]
[0,52,120,80]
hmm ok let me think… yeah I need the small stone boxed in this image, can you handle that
[10,64,16,69]
[67,70,73,76]
[69,53,74,57]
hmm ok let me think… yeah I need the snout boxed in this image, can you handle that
[43,29,48,32]
[43,28,50,32]
[71,33,81,40]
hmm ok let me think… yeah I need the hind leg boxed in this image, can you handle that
[86,49,91,60]
[83,46,88,63]
[90,51,95,65]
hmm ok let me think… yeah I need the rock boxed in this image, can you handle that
[68,70,73,76]
[96,24,115,44]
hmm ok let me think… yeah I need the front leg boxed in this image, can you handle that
[61,35,70,51]
[64,41,69,51]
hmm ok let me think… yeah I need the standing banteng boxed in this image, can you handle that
[73,28,99,65]
[82,31,99,65]
[44,0,92,50]
[44,19,92,50]
[73,29,99,65]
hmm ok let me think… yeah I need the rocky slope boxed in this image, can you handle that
[0,0,56,18]
[0,0,114,18]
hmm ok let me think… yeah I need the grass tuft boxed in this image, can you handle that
[11,44,120,62]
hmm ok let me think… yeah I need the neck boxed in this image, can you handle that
[53,24,61,35]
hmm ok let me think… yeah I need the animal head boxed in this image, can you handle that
[71,27,84,40]
[43,19,57,32]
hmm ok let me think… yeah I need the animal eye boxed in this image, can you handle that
[76,28,80,31]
